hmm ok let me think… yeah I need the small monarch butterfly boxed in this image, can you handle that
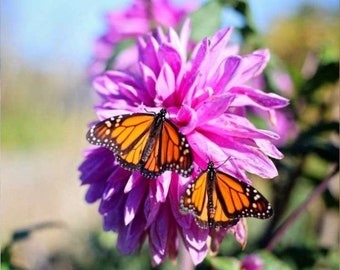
[180,161,273,228]
[86,108,193,178]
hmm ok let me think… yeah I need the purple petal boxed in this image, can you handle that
[205,114,280,140]
[229,219,247,248]
[138,35,160,75]
[144,194,161,228]
[117,211,147,254]
[255,139,284,159]
[241,254,265,270]
[103,195,126,232]
[124,179,148,225]
[155,63,176,104]
[230,86,289,109]
[210,56,242,93]
[139,62,157,99]
[159,42,183,78]
[124,173,143,193]
[85,182,106,203]
[79,147,115,185]
[195,93,235,124]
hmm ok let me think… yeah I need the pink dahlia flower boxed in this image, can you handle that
[249,68,298,147]
[79,20,288,265]
[90,0,197,77]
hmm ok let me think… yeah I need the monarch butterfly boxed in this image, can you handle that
[86,108,193,178]
[180,161,273,228]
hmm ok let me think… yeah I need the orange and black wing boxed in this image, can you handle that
[139,119,193,178]
[214,170,273,219]
[180,169,238,228]
[180,161,272,228]
[86,113,155,172]
[159,120,193,177]
[86,110,193,178]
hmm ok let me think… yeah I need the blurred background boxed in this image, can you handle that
[1,0,339,269]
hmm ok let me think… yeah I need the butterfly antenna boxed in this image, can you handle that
[216,156,233,169]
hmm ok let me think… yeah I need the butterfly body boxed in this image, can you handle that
[180,161,273,228]
[87,109,193,178]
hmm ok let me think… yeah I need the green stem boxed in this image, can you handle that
[265,164,339,251]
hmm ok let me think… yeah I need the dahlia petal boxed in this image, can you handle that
[85,182,106,203]
[206,114,280,141]
[171,105,198,135]
[230,86,289,109]
[103,195,126,231]
[179,18,191,52]
[124,173,143,193]
[156,63,176,104]
[99,190,122,215]
[191,129,279,178]
[117,211,147,254]
[159,43,183,78]
[254,139,284,159]
[209,27,233,51]
[168,27,185,58]
[230,219,248,249]
[92,73,119,97]
[139,62,157,98]
[182,38,209,104]
[239,49,270,81]
[79,147,115,185]
[184,243,207,265]
[144,195,161,228]
[241,254,265,270]
[196,93,235,124]
[154,173,171,202]
[139,35,160,74]
[211,56,242,93]
[188,132,229,168]
[124,180,148,225]
[112,45,139,71]
[149,202,174,264]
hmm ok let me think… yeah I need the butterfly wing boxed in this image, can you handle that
[116,112,193,178]
[86,113,155,171]
[180,161,272,229]
[159,120,193,177]
[210,178,240,228]
[180,169,238,228]
[180,171,210,228]
[87,110,193,178]
[214,171,273,219]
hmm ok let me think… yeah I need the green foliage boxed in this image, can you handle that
[189,0,222,41]
[258,251,293,270]
[207,256,240,270]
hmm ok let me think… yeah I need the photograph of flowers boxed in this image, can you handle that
[2,0,339,269]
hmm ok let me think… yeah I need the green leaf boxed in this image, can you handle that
[286,121,339,162]
[273,246,332,270]
[300,61,339,96]
[258,251,293,270]
[190,0,222,41]
[0,263,10,270]
[207,256,240,270]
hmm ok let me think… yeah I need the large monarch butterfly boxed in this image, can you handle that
[180,161,273,228]
[86,108,193,178]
